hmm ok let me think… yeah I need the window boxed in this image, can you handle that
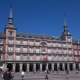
[10,32,12,36]
[29,36,32,38]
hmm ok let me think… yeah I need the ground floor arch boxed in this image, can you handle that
[7,63,13,71]
[70,63,73,71]
[54,63,57,71]
[59,63,63,71]
[42,63,46,71]
[76,63,79,70]
[22,63,27,72]
[48,63,52,70]
[65,63,67,70]
[15,63,20,72]
[36,63,40,71]
[29,63,33,72]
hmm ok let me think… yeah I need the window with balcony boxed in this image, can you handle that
[23,48,27,52]
[74,45,77,49]
[16,48,20,52]
[23,41,27,45]
[8,40,13,44]
[16,56,20,60]
[16,40,20,44]
[75,57,78,61]
[0,47,3,51]
[58,43,61,47]
[53,43,56,47]
[63,44,66,47]
[75,51,77,55]
[8,47,13,52]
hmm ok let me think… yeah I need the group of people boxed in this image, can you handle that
[1,68,14,80]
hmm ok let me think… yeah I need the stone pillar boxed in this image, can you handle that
[13,63,15,71]
[40,63,42,71]
[33,64,36,70]
[79,63,80,70]
[57,63,59,70]
[20,63,22,72]
[73,63,75,71]
[52,63,54,70]
[46,63,48,69]
[62,63,65,71]
[67,63,70,71]
[27,64,29,72]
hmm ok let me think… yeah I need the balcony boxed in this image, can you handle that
[8,42,13,44]
[8,50,13,52]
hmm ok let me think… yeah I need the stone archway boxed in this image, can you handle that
[48,63,52,70]
[15,63,20,72]
[7,63,13,71]
[65,63,67,70]
[70,63,73,71]
[36,63,40,71]
[42,63,46,71]
[54,63,57,71]
[59,63,63,71]
[29,63,33,72]
[22,63,27,72]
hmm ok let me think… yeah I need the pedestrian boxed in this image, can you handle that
[3,68,12,80]
[21,71,25,80]
[66,69,69,79]
[11,70,14,80]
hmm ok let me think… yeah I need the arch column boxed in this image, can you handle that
[33,64,36,70]
[20,63,22,72]
[73,63,76,70]
[79,63,80,70]
[13,63,15,71]
[46,63,48,69]
[62,63,65,71]
[3,63,7,71]
[40,63,42,71]
[52,63,54,70]
[27,64,29,72]
[57,63,59,70]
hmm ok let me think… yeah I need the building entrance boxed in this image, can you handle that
[15,63,20,72]
[59,63,63,71]
[29,63,33,71]
[76,63,79,70]
[70,63,73,71]
[54,63,57,71]
[22,63,27,72]
[42,63,46,71]
[65,63,67,70]
[48,63,52,70]
[36,63,40,71]
[7,63,13,71]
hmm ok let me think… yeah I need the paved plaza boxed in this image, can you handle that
[0,71,80,80]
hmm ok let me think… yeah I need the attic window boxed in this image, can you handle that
[35,37,38,39]
[52,38,54,40]
[29,36,32,38]
[23,35,25,37]
[16,35,19,37]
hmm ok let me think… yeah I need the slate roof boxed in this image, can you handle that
[72,40,80,45]
[0,32,5,38]
[0,32,80,44]
[16,32,62,40]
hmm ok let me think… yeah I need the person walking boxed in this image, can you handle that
[3,68,12,80]
[11,70,14,80]
[21,71,25,80]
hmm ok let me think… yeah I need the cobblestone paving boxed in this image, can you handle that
[0,71,80,80]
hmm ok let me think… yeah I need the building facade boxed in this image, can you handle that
[0,7,80,72]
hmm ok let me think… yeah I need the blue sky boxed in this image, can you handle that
[0,0,80,39]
